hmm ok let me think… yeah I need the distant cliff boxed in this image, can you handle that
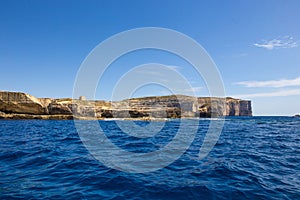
[0,91,252,120]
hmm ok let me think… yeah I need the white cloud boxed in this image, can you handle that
[136,70,162,76]
[165,65,182,71]
[237,53,248,57]
[160,86,202,95]
[232,53,248,57]
[254,36,298,50]
[234,76,300,98]
[181,86,203,93]
[235,76,300,88]
[232,89,300,99]
[136,65,181,76]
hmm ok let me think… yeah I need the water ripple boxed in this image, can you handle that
[0,117,300,199]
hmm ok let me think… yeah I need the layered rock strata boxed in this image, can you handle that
[0,91,252,120]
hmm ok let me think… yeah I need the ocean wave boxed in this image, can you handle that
[0,117,299,199]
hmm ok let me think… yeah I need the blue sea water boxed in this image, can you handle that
[0,117,299,199]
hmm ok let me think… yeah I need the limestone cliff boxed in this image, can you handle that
[0,91,252,119]
[0,91,47,115]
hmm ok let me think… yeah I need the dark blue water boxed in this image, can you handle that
[0,117,299,199]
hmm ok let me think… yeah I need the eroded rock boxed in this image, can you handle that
[0,91,252,119]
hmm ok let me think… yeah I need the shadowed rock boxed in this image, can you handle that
[0,91,252,120]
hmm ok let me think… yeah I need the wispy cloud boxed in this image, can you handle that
[235,76,300,88]
[166,65,182,71]
[233,76,300,98]
[136,70,162,76]
[160,86,202,95]
[237,53,248,57]
[181,86,203,93]
[136,65,181,76]
[233,53,248,58]
[232,89,300,99]
[254,36,298,50]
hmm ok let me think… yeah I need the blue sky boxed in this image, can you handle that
[0,0,300,115]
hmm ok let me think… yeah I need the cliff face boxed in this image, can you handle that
[0,91,252,119]
[0,91,47,115]
[225,98,252,116]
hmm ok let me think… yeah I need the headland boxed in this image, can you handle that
[0,91,252,120]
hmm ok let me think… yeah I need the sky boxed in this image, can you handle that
[0,0,300,116]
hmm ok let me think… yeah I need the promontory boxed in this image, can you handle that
[0,91,252,120]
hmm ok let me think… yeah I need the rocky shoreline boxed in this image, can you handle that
[0,91,252,120]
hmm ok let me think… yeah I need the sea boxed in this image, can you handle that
[0,117,299,199]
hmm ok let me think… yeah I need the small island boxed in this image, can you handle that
[0,91,252,120]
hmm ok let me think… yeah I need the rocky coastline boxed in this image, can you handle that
[0,91,252,120]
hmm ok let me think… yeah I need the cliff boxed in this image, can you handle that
[0,91,252,120]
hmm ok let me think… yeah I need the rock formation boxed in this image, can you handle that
[0,91,252,120]
[0,91,47,115]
